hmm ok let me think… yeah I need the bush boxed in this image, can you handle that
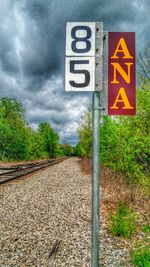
[109,201,136,238]
[131,245,150,267]
[142,224,150,233]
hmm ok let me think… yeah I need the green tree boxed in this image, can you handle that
[0,97,63,161]
[78,107,92,158]
[0,97,30,160]
[137,48,150,90]
[61,144,73,156]
[74,142,82,157]
[0,97,25,122]
[38,122,59,158]
[77,47,150,183]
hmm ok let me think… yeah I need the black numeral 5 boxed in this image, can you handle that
[69,60,90,88]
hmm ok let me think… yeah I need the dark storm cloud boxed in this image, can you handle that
[20,0,64,83]
[20,0,149,87]
[0,35,18,74]
[0,0,149,85]
[0,0,149,144]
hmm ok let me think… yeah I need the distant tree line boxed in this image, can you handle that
[0,97,73,161]
[75,48,150,184]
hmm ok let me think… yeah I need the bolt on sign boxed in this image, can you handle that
[65,22,103,91]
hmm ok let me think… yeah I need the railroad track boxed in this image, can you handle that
[0,158,66,184]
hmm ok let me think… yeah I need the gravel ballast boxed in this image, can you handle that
[0,158,132,267]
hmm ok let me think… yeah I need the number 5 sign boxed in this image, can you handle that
[65,22,103,91]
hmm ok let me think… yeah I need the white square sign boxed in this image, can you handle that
[65,22,103,92]
[65,57,95,91]
[66,22,96,57]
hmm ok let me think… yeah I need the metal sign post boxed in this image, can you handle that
[92,91,100,267]
[65,21,103,267]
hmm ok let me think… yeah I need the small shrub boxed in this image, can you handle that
[109,201,136,238]
[131,245,150,267]
[142,225,150,233]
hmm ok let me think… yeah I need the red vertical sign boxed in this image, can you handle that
[108,32,136,115]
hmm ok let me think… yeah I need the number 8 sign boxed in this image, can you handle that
[65,22,103,91]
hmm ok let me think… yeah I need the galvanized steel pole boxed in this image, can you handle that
[91,91,100,267]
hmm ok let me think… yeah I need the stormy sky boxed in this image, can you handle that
[0,0,149,145]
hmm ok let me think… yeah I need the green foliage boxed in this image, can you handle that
[109,201,136,238]
[61,144,73,156]
[0,97,30,160]
[102,87,150,183]
[142,225,150,233]
[77,86,150,183]
[0,97,66,161]
[38,122,59,158]
[100,116,119,169]
[77,49,150,183]
[131,245,150,267]
[74,142,82,157]
[0,97,25,122]
[137,48,150,91]
[78,107,92,158]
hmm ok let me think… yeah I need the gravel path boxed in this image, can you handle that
[0,158,132,267]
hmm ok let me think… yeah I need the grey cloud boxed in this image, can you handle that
[1,0,149,83]
[0,0,149,145]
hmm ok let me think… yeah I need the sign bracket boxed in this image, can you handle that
[93,107,105,111]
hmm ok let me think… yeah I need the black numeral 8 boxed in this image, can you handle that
[71,26,91,53]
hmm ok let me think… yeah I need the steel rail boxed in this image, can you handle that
[0,158,67,184]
